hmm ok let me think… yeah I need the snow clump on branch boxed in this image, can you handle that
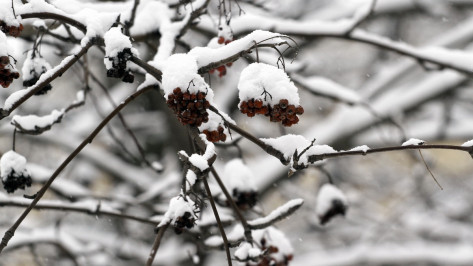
[238,63,304,126]
[1,150,32,193]
[158,193,199,234]
[104,26,138,83]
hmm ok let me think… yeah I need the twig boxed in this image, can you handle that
[145,223,169,266]
[418,149,443,190]
[202,174,232,266]
[210,167,253,243]
[125,0,140,36]
[0,85,156,254]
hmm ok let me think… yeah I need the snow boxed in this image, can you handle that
[349,145,370,153]
[103,26,138,69]
[261,134,337,166]
[222,159,257,192]
[185,170,197,191]
[316,183,347,222]
[158,194,197,228]
[253,226,294,259]
[238,62,300,106]
[188,135,216,172]
[11,109,64,132]
[234,242,261,261]
[0,0,21,27]
[161,53,214,101]
[248,198,304,228]
[402,138,425,146]
[189,30,285,68]
[461,139,473,147]
[0,150,29,182]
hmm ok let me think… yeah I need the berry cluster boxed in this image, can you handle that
[173,211,195,234]
[232,188,257,210]
[106,48,134,83]
[166,88,210,126]
[202,125,226,142]
[0,21,23,37]
[0,56,19,88]
[2,171,32,194]
[240,99,304,127]
[246,239,293,266]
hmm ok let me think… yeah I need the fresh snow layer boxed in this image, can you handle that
[248,198,303,227]
[158,195,197,227]
[261,134,337,165]
[238,62,300,106]
[349,145,370,153]
[0,150,29,181]
[461,139,473,147]
[402,138,425,146]
[11,109,64,131]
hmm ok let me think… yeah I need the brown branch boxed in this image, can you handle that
[0,200,158,225]
[202,173,232,266]
[210,167,253,243]
[20,12,87,33]
[0,85,157,254]
[145,223,169,266]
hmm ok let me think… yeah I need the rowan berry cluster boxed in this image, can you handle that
[2,170,32,194]
[240,98,304,127]
[246,238,293,266]
[0,21,23,37]
[0,56,19,88]
[173,211,195,234]
[106,48,134,83]
[232,188,257,210]
[202,125,226,142]
[166,87,210,126]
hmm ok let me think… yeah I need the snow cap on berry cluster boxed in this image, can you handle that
[223,159,257,193]
[22,50,52,83]
[253,226,294,262]
[238,63,300,106]
[0,150,29,182]
[0,2,21,28]
[162,53,214,101]
[158,194,198,228]
[103,27,138,69]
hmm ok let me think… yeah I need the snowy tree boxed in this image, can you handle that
[0,0,473,265]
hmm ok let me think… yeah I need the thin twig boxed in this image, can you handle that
[418,149,443,190]
[202,174,232,266]
[145,223,169,266]
[210,167,253,243]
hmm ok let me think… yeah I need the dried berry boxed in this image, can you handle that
[0,20,23,37]
[173,211,195,234]
[166,87,210,126]
[106,48,134,83]
[239,98,304,127]
[0,56,19,88]
[233,188,257,210]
